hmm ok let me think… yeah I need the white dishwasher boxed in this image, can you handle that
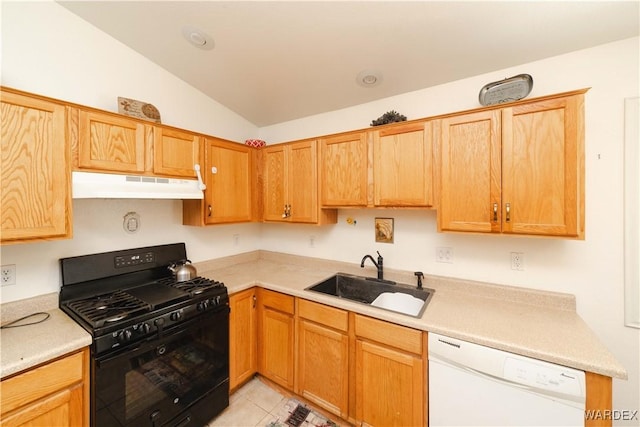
[428,333,586,427]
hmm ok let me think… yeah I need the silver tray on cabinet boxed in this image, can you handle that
[478,74,533,106]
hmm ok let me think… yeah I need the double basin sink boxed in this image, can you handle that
[305,273,434,318]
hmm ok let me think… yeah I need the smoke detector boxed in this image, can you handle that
[356,69,383,87]
[182,25,215,50]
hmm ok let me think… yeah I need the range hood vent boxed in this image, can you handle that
[72,171,205,200]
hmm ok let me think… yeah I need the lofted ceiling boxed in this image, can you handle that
[58,1,639,127]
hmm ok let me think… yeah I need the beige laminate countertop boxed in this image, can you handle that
[0,293,91,378]
[198,251,627,380]
[0,250,627,381]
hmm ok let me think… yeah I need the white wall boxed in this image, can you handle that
[260,37,640,422]
[1,0,638,421]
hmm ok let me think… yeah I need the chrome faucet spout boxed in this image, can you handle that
[360,252,384,280]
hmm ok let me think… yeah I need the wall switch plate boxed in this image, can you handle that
[1,264,16,286]
[233,234,240,246]
[511,252,524,271]
[309,235,316,248]
[436,247,453,263]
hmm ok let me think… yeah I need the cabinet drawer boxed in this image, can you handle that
[1,350,85,414]
[354,314,423,355]
[298,299,348,332]
[259,289,295,314]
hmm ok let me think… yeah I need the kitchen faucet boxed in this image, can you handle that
[361,251,384,280]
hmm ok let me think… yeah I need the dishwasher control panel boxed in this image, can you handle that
[504,357,584,397]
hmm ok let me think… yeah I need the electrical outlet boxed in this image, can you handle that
[309,235,315,248]
[1,264,16,286]
[233,234,239,246]
[436,247,453,263]
[511,252,524,271]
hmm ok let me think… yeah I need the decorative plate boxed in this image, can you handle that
[478,74,533,106]
[245,139,266,148]
[118,97,161,123]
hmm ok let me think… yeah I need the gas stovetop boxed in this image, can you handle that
[59,243,229,356]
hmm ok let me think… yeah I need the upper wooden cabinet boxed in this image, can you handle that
[320,131,369,207]
[78,110,146,173]
[436,90,586,238]
[372,121,434,207]
[183,137,254,225]
[153,127,201,178]
[1,89,72,244]
[263,140,337,224]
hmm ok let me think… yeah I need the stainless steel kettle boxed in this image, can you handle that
[168,259,197,282]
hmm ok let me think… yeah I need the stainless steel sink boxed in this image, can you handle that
[305,273,434,318]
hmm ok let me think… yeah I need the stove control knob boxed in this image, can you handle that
[170,311,182,321]
[118,329,133,343]
[215,296,221,305]
[139,322,151,334]
[197,300,209,311]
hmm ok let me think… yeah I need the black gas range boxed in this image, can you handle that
[59,243,230,427]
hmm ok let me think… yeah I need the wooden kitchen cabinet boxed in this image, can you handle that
[77,109,146,173]
[257,289,295,391]
[320,131,369,207]
[183,137,254,225]
[263,139,337,224]
[153,126,201,178]
[229,288,258,392]
[0,348,89,427]
[373,121,434,207]
[1,89,72,244]
[296,299,349,419]
[354,314,425,427]
[437,90,586,238]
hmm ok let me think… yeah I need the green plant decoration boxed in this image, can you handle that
[370,110,407,126]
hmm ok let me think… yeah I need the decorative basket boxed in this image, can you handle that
[245,139,266,148]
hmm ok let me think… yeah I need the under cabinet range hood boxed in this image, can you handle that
[72,171,205,199]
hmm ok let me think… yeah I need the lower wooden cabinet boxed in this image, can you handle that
[0,348,89,427]
[229,288,258,391]
[257,289,295,390]
[296,299,349,419]
[354,314,425,427]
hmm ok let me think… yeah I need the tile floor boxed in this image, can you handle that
[207,377,348,427]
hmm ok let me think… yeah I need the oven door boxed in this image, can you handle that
[93,307,229,427]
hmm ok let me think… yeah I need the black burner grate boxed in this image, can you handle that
[162,276,224,297]
[66,290,152,328]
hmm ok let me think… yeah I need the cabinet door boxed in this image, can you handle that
[78,110,145,173]
[205,138,252,224]
[320,132,368,206]
[288,140,318,223]
[297,300,349,418]
[355,340,423,427]
[263,144,288,221]
[1,91,71,242]
[502,94,584,237]
[258,290,295,391]
[153,127,200,178]
[229,288,257,391]
[373,122,433,207]
[0,384,84,427]
[437,110,502,233]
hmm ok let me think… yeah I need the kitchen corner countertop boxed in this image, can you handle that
[197,251,628,380]
[0,293,92,379]
[0,250,626,381]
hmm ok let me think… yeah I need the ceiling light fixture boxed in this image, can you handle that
[356,69,383,88]
[181,25,215,50]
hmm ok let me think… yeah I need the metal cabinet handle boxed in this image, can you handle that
[493,203,498,222]
[208,205,212,217]
[505,203,511,223]
[252,295,257,308]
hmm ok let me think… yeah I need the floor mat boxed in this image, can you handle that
[266,398,338,427]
